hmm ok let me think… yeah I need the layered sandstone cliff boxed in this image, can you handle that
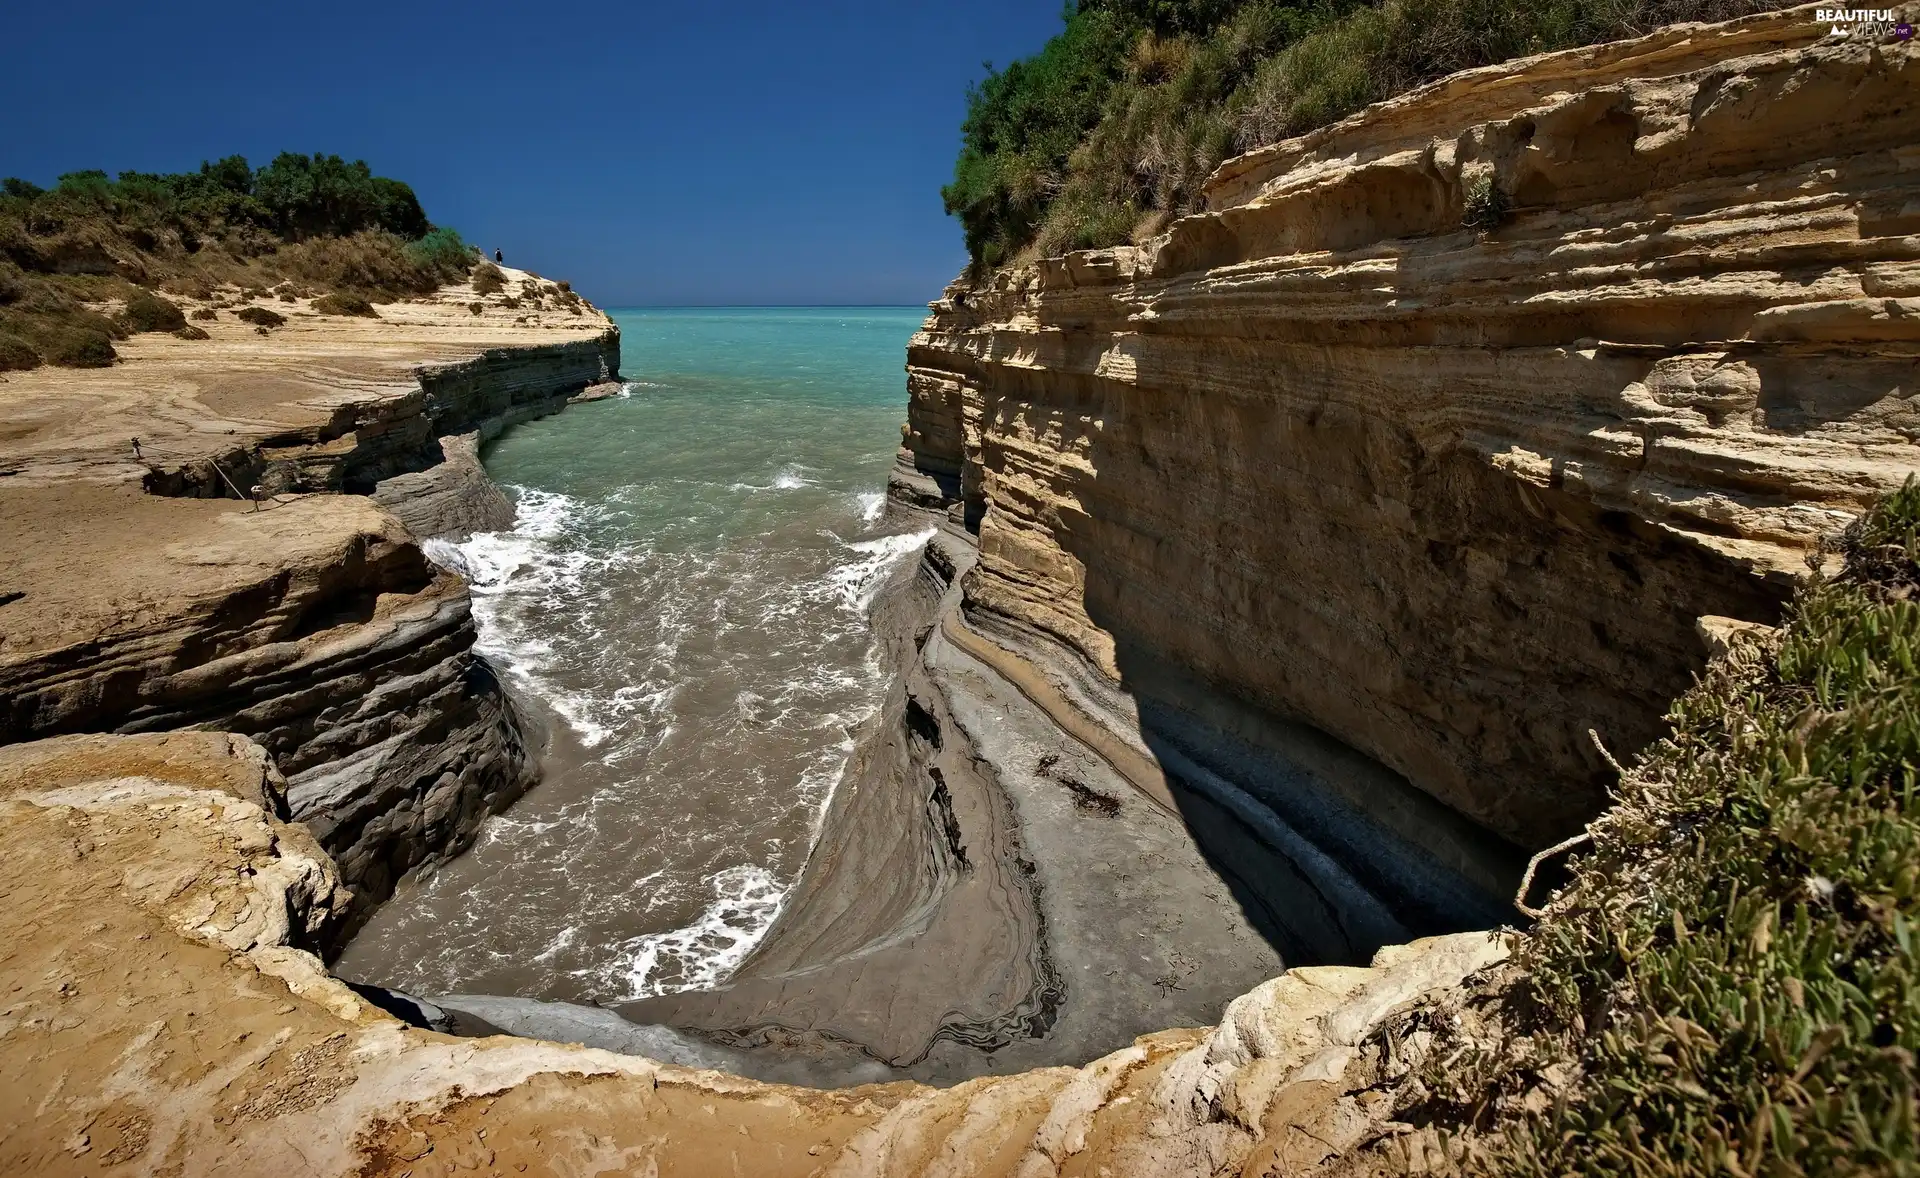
[0,730,1503,1178]
[631,2,1918,1101]
[896,9,1918,951]
[0,275,618,932]
[1,9,1915,1178]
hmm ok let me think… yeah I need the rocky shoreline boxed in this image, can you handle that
[0,9,1916,1175]
[0,271,618,936]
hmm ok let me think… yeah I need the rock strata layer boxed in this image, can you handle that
[899,11,1918,909]
[0,273,617,931]
[0,730,1507,1178]
[1,11,1915,1177]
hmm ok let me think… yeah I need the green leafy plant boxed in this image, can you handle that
[120,290,186,333]
[42,327,115,367]
[235,306,285,328]
[0,153,487,363]
[1397,478,1920,1177]
[0,333,39,370]
[1461,174,1511,233]
[947,0,1792,269]
[311,292,378,317]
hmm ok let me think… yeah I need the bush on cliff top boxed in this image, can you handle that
[0,154,475,367]
[470,261,507,295]
[119,290,186,333]
[947,0,1793,269]
[312,292,379,318]
[0,333,39,370]
[1415,479,1920,1176]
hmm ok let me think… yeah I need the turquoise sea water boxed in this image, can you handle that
[336,307,933,1003]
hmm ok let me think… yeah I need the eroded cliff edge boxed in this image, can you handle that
[1,10,1916,1178]
[645,3,1918,1093]
[898,8,1915,908]
[0,273,619,935]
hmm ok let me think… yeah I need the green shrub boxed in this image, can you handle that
[949,0,1793,267]
[0,334,39,370]
[405,227,474,278]
[1461,174,1511,232]
[43,327,115,367]
[190,307,217,321]
[312,292,378,317]
[468,301,484,315]
[1423,478,1920,1177]
[173,324,210,340]
[77,308,129,341]
[0,152,476,344]
[250,152,429,240]
[120,290,186,333]
[471,262,506,295]
[236,305,285,328]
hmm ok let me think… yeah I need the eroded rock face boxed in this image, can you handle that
[0,278,618,932]
[899,13,1919,875]
[0,731,1504,1178]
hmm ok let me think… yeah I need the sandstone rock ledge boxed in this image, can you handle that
[0,731,1506,1178]
[0,273,619,934]
[646,0,1919,1121]
[900,8,1919,924]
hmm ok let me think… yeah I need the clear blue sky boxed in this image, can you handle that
[2,1,1069,306]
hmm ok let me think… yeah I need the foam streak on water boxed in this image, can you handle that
[335,307,931,1003]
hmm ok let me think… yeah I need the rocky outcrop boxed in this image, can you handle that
[3,11,1914,1178]
[0,730,1504,1178]
[897,11,1920,956]
[0,275,617,933]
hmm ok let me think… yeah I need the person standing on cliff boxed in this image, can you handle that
[494,248,503,263]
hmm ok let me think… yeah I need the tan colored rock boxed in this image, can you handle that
[900,9,1920,866]
[0,732,1501,1177]
[4,11,1913,1177]
[0,276,619,933]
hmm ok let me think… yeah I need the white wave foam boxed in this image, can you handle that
[606,864,787,999]
[731,463,817,493]
[823,527,935,613]
[403,478,929,1002]
[424,488,629,747]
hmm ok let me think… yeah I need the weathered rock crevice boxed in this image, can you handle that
[1,12,1916,1176]
[897,16,1917,902]
[0,292,620,938]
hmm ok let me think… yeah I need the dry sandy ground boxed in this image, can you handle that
[0,271,611,695]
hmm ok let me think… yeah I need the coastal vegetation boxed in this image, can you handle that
[945,0,1790,268]
[0,153,474,368]
[1409,483,1920,1175]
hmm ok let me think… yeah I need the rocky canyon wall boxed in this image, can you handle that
[897,11,1919,934]
[0,281,618,934]
[0,11,1915,1178]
